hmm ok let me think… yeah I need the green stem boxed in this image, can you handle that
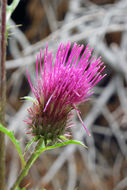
[11,137,86,190]
[0,0,7,190]
[11,138,45,190]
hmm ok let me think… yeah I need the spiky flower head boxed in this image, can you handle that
[26,42,106,143]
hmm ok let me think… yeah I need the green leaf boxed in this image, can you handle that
[46,139,88,150]
[21,96,37,103]
[0,124,26,167]
[38,139,87,155]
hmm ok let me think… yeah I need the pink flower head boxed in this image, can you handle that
[26,42,106,142]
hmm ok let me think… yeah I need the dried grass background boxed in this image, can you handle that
[5,0,127,189]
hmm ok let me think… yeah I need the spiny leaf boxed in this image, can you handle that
[46,139,88,150]
[38,139,87,155]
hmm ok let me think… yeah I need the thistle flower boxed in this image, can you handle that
[26,42,106,143]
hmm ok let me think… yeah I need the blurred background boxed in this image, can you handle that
[6,0,127,189]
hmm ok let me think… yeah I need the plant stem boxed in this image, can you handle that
[0,0,7,190]
[6,0,21,22]
[11,138,45,190]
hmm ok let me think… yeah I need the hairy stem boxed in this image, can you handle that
[11,138,44,190]
[0,0,7,190]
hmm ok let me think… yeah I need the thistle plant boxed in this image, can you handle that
[26,42,106,142]
[0,40,106,189]
[0,0,107,189]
